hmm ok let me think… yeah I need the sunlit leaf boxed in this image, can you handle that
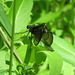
[52,35,75,66]
[15,0,33,33]
[0,3,12,37]
[32,12,61,24]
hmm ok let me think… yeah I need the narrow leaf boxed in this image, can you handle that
[33,12,61,24]
[52,35,75,66]
[0,3,12,37]
[15,0,33,33]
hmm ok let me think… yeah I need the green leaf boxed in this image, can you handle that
[34,46,47,64]
[0,51,9,74]
[0,51,7,68]
[0,69,6,75]
[62,4,72,12]
[32,12,61,24]
[8,0,22,25]
[37,70,49,75]
[63,61,74,75]
[33,46,62,75]
[30,48,35,63]
[0,51,16,74]
[42,51,63,75]
[52,35,75,66]
[15,0,33,33]
[55,29,63,36]
[17,44,28,62]
[0,3,12,37]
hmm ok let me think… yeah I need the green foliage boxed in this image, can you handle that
[0,3,12,37]
[0,0,75,75]
[52,35,75,66]
[14,0,33,33]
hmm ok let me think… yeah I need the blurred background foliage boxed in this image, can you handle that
[0,0,75,44]
[0,0,75,75]
[30,0,75,45]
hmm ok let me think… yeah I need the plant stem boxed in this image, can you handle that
[9,0,16,75]
[71,0,74,45]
